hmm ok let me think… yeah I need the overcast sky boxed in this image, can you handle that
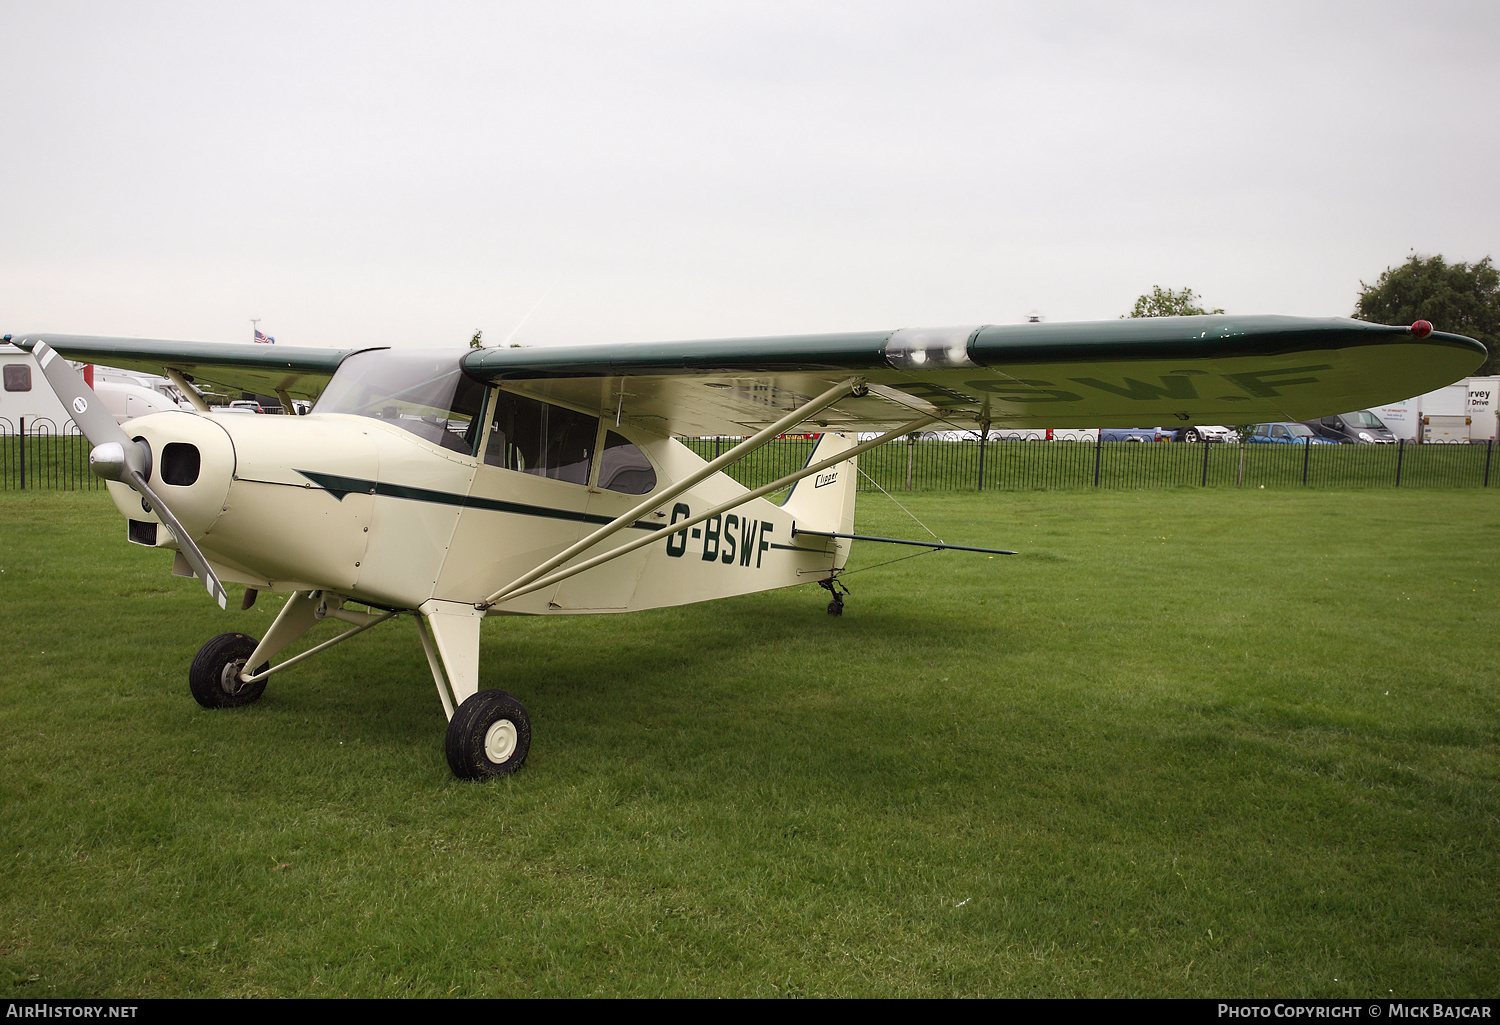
[3,1,1497,350]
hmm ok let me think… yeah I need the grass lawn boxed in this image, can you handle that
[1,487,1496,997]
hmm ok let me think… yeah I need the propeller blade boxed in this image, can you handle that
[30,339,228,609]
[130,470,228,610]
[31,340,138,471]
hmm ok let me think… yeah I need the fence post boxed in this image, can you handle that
[1395,438,1404,488]
[1302,437,1311,486]
[1201,440,1209,487]
[1237,442,1245,487]
[977,417,989,492]
[1093,431,1102,487]
[17,416,24,491]
[1485,439,1492,488]
[906,433,915,491]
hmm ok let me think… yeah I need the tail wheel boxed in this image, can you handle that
[188,632,269,708]
[446,690,532,780]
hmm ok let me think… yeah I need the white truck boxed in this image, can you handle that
[1372,375,1499,443]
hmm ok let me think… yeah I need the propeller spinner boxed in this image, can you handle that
[31,341,229,609]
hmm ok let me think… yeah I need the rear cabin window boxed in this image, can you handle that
[3,365,31,391]
[598,431,656,495]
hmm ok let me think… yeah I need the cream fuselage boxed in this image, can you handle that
[109,409,852,616]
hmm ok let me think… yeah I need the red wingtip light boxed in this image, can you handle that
[1410,320,1433,339]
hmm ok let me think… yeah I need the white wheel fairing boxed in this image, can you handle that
[484,719,518,763]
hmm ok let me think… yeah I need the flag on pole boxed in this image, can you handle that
[253,330,275,344]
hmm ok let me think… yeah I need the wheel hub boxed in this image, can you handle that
[484,719,517,763]
[220,659,249,696]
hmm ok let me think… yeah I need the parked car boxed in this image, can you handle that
[1301,410,1396,444]
[1247,422,1338,445]
[1169,425,1236,443]
[1104,425,1235,443]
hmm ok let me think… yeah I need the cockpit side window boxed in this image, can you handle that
[485,390,598,486]
[314,350,486,455]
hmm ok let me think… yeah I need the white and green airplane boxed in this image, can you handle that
[11,316,1483,779]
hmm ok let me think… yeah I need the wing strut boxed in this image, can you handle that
[478,375,868,607]
[480,413,939,608]
[165,369,210,412]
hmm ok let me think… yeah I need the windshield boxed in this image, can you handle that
[1285,423,1314,437]
[1342,411,1385,429]
[315,349,486,455]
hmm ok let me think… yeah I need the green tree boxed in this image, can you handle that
[469,329,483,350]
[1121,287,1242,438]
[1124,285,1224,319]
[1353,254,1500,375]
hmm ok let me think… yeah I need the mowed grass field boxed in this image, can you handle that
[1,487,1496,997]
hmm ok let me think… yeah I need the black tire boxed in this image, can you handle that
[188,632,269,708]
[446,690,532,780]
[827,599,844,616]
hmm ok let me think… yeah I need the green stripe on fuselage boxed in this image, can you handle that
[294,470,664,532]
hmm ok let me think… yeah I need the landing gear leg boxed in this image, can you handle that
[418,599,533,779]
[818,576,849,616]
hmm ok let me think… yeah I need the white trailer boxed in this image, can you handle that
[1,343,73,430]
[1373,398,1419,441]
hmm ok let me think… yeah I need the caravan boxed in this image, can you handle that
[2,342,191,431]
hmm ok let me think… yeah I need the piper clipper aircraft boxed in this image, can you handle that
[10,317,1484,779]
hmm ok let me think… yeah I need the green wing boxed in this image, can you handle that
[6,333,373,401]
[10,315,1484,434]
[463,315,1486,435]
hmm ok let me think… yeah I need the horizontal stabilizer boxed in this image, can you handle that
[792,529,1016,556]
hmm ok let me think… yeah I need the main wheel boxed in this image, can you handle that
[188,633,269,708]
[446,690,532,780]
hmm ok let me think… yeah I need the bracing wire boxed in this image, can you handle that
[837,544,942,579]
[856,463,943,541]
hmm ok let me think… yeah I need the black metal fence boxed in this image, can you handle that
[0,418,100,491]
[3,419,1492,493]
[679,436,1498,493]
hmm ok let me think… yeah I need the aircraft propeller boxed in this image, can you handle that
[31,340,229,609]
